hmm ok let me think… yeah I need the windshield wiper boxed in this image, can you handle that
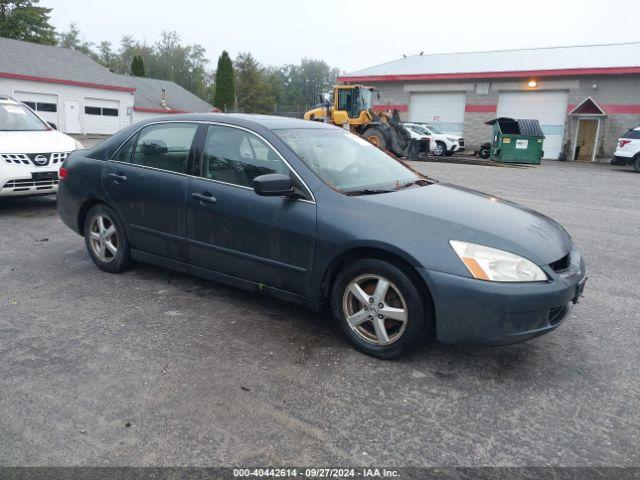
[395,178,432,190]
[344,188,395,196]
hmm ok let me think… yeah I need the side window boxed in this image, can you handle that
[112,134,137,163]
[131,123,198,174]
[202,125,289,187]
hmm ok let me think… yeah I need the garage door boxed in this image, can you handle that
[497,91,568,159]
[13,91,59,126]
[84,98,121,134]
[408,92,466,135]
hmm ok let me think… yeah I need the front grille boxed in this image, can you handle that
[550,253,571,272]
[1,152,68,167]
[458,139,464,146]
[2,177,59,192]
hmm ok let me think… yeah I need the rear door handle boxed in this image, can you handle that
[191,192,217,204]
[108,173,127,183]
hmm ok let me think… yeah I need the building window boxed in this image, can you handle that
[85,106,118,116]
[22,101,57,112]
[37,102,57,112]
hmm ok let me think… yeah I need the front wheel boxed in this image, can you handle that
[84,204,131,273]
[361,127,387,150]
[634,155,640,173]
[433,141,446,157]
[331,258,430,358]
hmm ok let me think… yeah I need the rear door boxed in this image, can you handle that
[186,123,316,296]
[103,122,199,262]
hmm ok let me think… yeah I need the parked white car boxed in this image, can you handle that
[0,95,83,197]
[403,122,464,156]
[611,127,640,172]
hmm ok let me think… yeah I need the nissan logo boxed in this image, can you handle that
[33,155,48,166]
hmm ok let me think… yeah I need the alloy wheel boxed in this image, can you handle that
[342,274,408,346]
[89,214,118,263]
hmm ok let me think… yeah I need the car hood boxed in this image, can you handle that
[0,130,77,153]
[355,182,572,267]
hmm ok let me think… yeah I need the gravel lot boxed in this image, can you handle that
[0,159,638,467]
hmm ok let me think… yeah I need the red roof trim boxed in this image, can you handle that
[0,71,135,92]
[465,104,497,113]
[133,107,191,114]
[372,104,408,112]
[602,104,640,114]
[338,66,640,83]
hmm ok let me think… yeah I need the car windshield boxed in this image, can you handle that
[0,102,48,131]
[425,124,442,134]
[275,128,424,194]
[409,124,430,135]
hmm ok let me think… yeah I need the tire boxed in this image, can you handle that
[331,258,430,359]
[634,155,640,173]
[478,147,490,159]
[362,127,387,150]
[83,204,131,273]
[433,141,446,157]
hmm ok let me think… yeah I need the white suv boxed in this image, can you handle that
[0,96,82,197]
[611,127,640,172]
[403,122,464,156]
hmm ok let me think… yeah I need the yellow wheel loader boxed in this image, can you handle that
[303,85,429,160]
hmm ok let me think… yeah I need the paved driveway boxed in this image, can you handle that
[0,160,638,467]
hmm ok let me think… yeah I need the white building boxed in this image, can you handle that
[0,37,213,136]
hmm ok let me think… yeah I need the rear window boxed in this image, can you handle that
[622,129,640,139]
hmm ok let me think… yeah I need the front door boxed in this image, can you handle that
[103,122,199,262]
[186,124,316,296]
[64,101,81,133]
[574,119,599,162]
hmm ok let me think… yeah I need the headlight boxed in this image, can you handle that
[74,140,85,150]
[445,136,457,142]
[449,240,548,282]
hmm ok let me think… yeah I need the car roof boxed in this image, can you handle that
[133,113,338,131]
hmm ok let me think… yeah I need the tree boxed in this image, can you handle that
[0,0,55,44]
[57,22,94,56]
[234,52,273,114]
[213,51,235,111]
[131,55,145,77]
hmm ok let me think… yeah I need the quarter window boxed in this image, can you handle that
[202,125,289,187]
[112,134,137,163]
[131,123,198,174]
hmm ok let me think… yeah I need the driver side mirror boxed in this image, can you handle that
[253,173,294,197]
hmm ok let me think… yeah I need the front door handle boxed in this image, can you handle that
[108,173,127,183]
[191,192,217,204]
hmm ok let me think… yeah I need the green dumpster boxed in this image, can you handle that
[485,117,545,164]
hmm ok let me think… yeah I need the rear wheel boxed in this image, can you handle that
[84,204,131,273]
[362,127,387,150]
[331,258,430,358]
[634,155,640,173]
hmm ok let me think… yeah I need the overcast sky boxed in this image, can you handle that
[44,0,640,72]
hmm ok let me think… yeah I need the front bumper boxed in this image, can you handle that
[417,252,586,345]
[0,164,60,197]
[610,154,634,166]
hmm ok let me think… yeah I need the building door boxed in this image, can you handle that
[497,91,568,159]
[64,101,82,133]
[84,98,121,134]
[574,119,599,162]
[408,92,466,134]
